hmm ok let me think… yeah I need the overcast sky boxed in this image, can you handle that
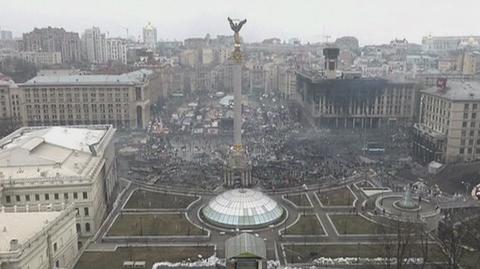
[0,0,478,45]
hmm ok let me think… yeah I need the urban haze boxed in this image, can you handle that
[0,1,480,269]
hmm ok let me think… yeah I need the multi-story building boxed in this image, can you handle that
[0,125,117,243]
[0,205,79,269]
[277,66,297,100]
[296,71,418,128]
[142,22,157,50]
[17,51,62,66]
[0,74,20,137]
[23,27,81,63]
[15,69,152,129]
[0,30,13,41]
[413,80,480,163]
[105,38,128,64]
[457,50,480,75]
[422,35,480,53]
[81,27,106,64]
[248,64,268,95]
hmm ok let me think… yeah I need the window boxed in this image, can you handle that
[462,121,467,128]
[35,194,40,201]
[75,208,79,216]
[473,113,477,119]
[82,192,88,199]
[465,104,470,110]
[25,195,30,202]
[64,193,69,200]
[5,195,11,203]
[459,148,465,154]
[73,192,78,199]
[76,223,81,233]
[16,195,20,202]
[55,260,60,268]
[45,194,49,200]
[84,207,89,216]
[53,242,57,252]
[54,193,59,200]
[85,223,91,232]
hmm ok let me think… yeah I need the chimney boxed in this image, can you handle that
[437,78,447,90]
[10,239,21,251]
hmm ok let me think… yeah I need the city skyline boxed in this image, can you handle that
[1,0,479,45]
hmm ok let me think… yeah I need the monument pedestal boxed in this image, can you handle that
[224,145,252,188]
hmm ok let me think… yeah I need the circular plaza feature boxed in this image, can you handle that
[202,189,284,229]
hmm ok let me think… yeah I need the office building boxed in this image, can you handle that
[15,69,153,129]
[413,80,480,163]
[105,38,128,64]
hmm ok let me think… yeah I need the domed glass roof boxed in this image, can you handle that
[202,189,283,228]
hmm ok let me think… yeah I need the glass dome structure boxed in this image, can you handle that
[202,189,284,228]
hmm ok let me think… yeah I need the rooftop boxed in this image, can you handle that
[225,233,266,260]
[0,211,61,252]
[20,69,153,86]
[422,80,480,101]
[0,125,113,182]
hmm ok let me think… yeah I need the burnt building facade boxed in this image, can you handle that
[295,72,418,128]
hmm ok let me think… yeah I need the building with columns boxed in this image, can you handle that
[296,72,418,128]
[14,69,152,129]
[0,125,117,243]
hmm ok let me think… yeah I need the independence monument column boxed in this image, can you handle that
[223,17,252,188]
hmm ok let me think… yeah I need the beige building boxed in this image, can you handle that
[0,125,117,243]
[15,69,152,129]
[0,205,78,269]
[413,80,480,163]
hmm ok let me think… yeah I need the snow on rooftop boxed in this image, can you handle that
[0,126,109,180]
[0,211,61,252]
[423,81,480,101]
[21,69,153,86]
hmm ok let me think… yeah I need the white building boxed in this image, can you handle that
[17,51,62,66]
[0,125,117,243]
[81,27,106,64]
[143,22,157,50]
[105,38,128,64]
[0,205,78,269]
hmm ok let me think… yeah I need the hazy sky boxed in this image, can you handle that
[1,0,478,45]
